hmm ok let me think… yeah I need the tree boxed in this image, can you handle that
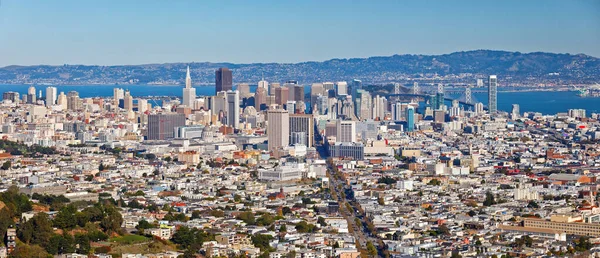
[366,241,377,257]
[317,216,327,227]
[18,213,54,246]
[483,191,496,206]
[236,211,256,225]
[10,244,50,258]
[136,219,153,234]
[377,177,397,185]
[527,200,539,209]
[74,234,91,254]
[295,221,316,233]
[53,204,77,230]
[251,234,274,252]
[279,225,287,232]
[100,205,123,234]
[1,160,11,170]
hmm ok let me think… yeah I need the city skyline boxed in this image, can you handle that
[0,1,598,66]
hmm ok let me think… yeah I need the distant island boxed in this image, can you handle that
[1,50,598,86]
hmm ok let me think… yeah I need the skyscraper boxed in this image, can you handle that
[124,90,133,111]
[372,95,386,121]
[391,103,403,121]
[226,90,240,128]
[289,114,314,147]
[267,109,290,152]
[57,92,67,109]
[488,75,498,114]
[336,120,356,143]
[215,68,233,94]
[275,87,289,106]
[27,86,36,104]
[293,85,304,102]
[183,66,196,107]
[269,83,280,96]
[406,106,415,132]
[351,79,362,100]
[258,79,269,94]
[511,104,520,118]
[147,113,186,140]
[138,99,148,113]
[355,90,371,120]
[336,81,348,96]
[255,87,267,111]
[113,88,124,106]
[45,87,57,107]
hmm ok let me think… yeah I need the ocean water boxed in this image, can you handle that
[0,84,597,115]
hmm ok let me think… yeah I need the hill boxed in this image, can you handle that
[0,50,598,85]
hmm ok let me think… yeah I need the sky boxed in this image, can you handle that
[0,0,598,66]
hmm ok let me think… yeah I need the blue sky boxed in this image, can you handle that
[0,0,598,66]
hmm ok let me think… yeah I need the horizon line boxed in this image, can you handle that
[1,49,596,69]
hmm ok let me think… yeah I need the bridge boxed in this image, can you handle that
[383,93,478,108]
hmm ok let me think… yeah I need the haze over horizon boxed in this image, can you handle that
[0,0,598,66]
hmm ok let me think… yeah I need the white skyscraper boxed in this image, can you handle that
[336,120,356,143]
[138,99,148,113]
[268,109,290,152]
[391,103,403,121]
[45,87,57,107]
[183,66,196,107]
[258,79,269,94]
[372,95,387,120]
[226,90,240,128]
[336,81,348,96]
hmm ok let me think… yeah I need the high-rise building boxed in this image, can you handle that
[391,103,403,121]
[267,109,290,152]
[215,68,233,94]
[289,114,314,147]
[255,87,267,111]
[511,104,520,118]
[183,66,196,107]
[2,92,20,103]
[275,87,289,106]
[323,82,335,92]
[113,88,124,106]
[27,86,36,104]
[372,95,386,120]
[138,99,148,113]
[488,75,498,114]
[435,83,445,110]
[406,106,415,132]
[269,83,280,96]
[336,120,356,143]
[568,109,586,119]
[351,79,362,101]
[45,87,57,107]
[286,101,296,114]
[475,102,484,114]
[336,81,348,96]
[237,83,250,98]
[67,91,81,111]
[293,85,304,102]
[147,113,186,140]
[226,90,240,128]
[355,90,371,120]
[123,90,133,111]
[57,92,67,109]
[258,79,269,94]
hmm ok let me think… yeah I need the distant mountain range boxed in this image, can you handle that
[1,50,598,86]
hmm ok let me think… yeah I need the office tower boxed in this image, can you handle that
[323,82,335,91]
[293,85,304,102]
[406,106,415,132]
[147,113,186,140]
[2,92,20,103]
[434,110,445,123]
[113,88,124,105]
[258,79,269,93]
[138,99,148,113]
[315,95,329,115]
[237,83,250,98]
[289,114,314,147]
[215,67,233,94]
[336,120,356,143]
[67,91,81,111]
[568,109,586,119]
[269,83,280,96]
[475,102,484,114]
[226,90,240,128]
[336,81,348,96]
[57,92,67,109]
[351,79,362,100]
[27,86,36,104]
[449,100,461,117]
[372,95,386,121]
[45,87,57,107]
[355,89,371,120]
[267,109,290,151]
[391,103,403,121]
[275,87,289,106]
[434,83,444,110]
[477,79,484,87]
[255,87,267,111]
[182,66,196,107]
[286,101,296,114]
[123,90,133,111]
[488,75,498,114]
[511,104,520,118]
